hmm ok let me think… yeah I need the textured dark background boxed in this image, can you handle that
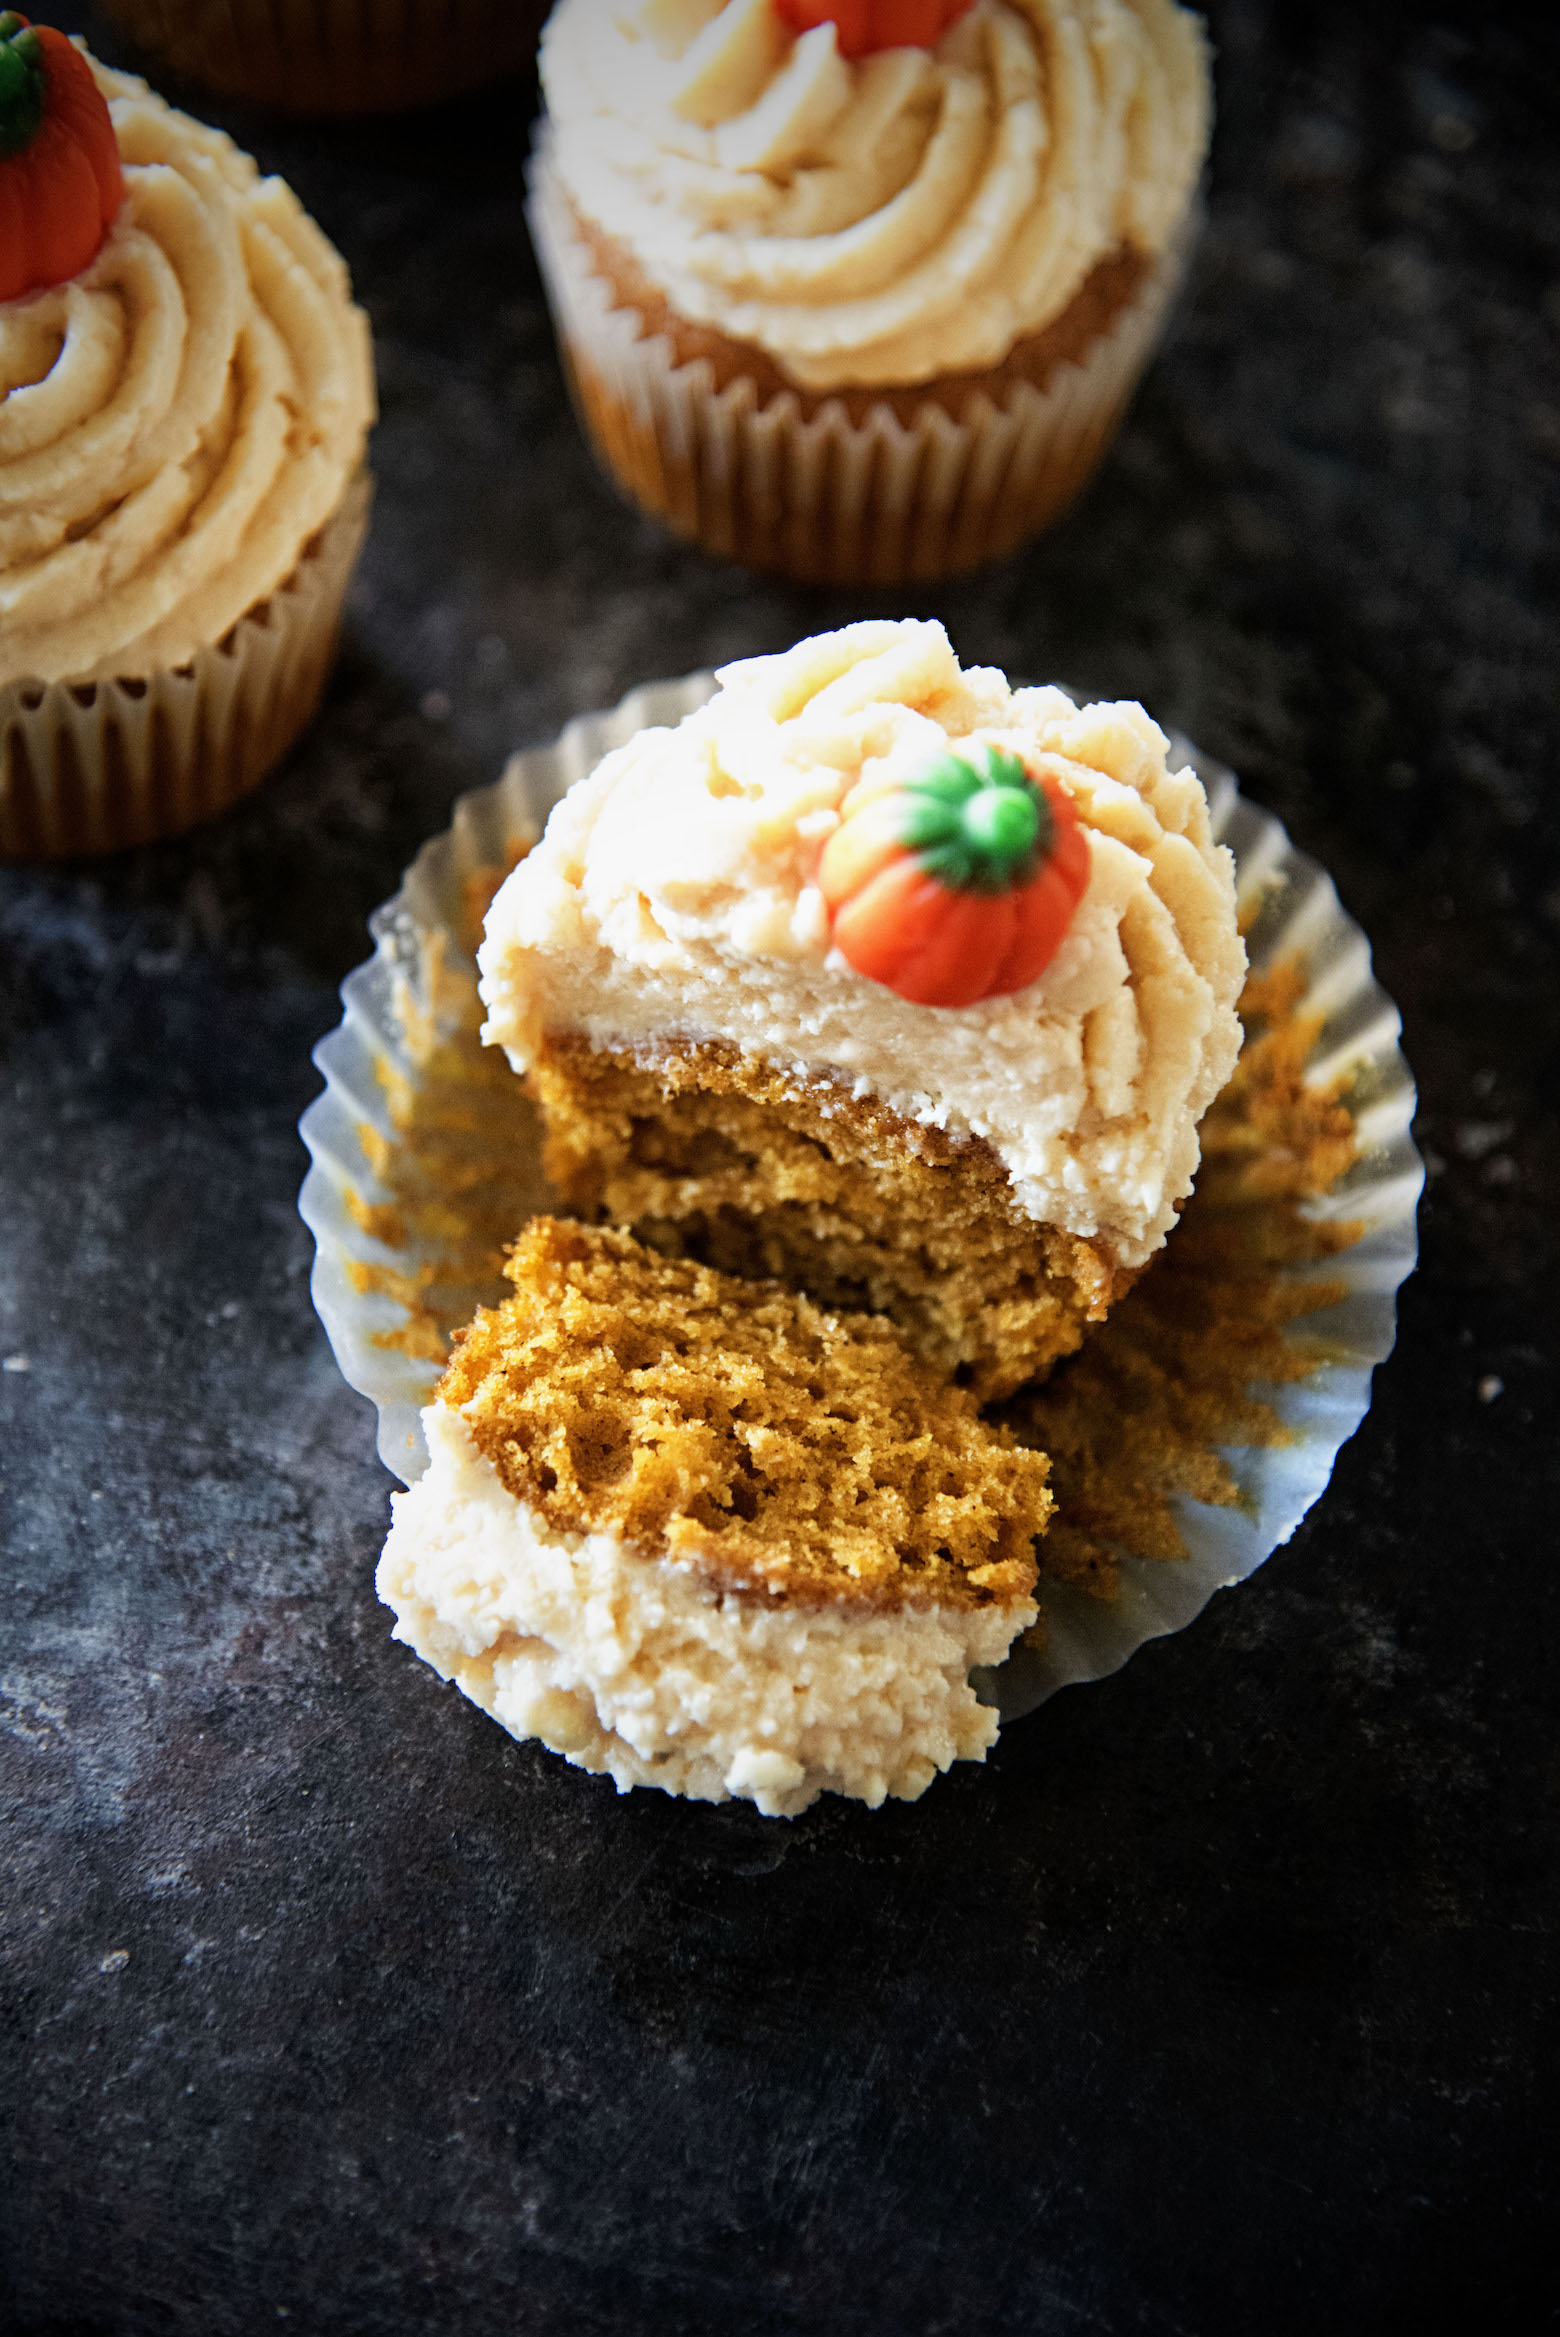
[3,5,1558,2332]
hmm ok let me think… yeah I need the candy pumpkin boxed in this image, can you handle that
[818,743,1091,1009]
[774,0,975,61]
[0,14,123,305]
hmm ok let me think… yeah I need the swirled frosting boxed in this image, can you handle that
[0,56,374,687]
[541,0,1210,391]
[479,621,1246,1270]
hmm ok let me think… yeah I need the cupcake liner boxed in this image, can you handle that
[299,674,1422,1729]
[0,470,371,862]
[527,140,1194,588]
[99,0,542,115]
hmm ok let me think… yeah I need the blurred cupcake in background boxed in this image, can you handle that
[97,0,544,116]
[0,25,375,858]
[529,0,1211,587]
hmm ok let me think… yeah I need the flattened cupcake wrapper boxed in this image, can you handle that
[299,675,1423,1730]
[0,471,371,862]
[99,0,541,114]
[528,141,1194,588]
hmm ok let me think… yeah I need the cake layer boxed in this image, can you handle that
[531,1034,1128,1397]
[437,1218,1048,1609]
[479,620,1245,1272]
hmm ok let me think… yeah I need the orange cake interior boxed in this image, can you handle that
[528,1036,1130,1403]
[439,1217,1050,1613]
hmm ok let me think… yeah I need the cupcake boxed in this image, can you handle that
[0,27,375,859]
[377,1217,1049,1814]
[97,0,543,117]
[478,620,1246,1398]
[529,0,1211,585]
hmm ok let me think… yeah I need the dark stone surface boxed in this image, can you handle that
[3,5,1558,2331]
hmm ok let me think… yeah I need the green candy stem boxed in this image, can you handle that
[0,16,45,162]
[960,782,1039,864]
[899,741,1055,894]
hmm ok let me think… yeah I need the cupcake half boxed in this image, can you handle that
[478,620,1246,1399]
[378,1218,1049,1815]
[0,33,375,858]
[530,0,1211,584]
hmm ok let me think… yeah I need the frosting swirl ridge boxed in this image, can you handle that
[542,0,1210,391]
[0,58,375,686]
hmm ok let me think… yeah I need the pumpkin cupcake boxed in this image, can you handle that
[478,619,1246,1398]
[529,0,1211,585]
[0,25,375,859]
[97,0,544,118]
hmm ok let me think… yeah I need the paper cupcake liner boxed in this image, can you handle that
[99,0,542,114]
[299,674,1423,1729]
[0,470,371,862]
[527,142,1193,588]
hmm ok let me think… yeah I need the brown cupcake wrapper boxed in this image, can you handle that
[99,0,541,115]
[0,469,371,862]
[528,141,1194,588]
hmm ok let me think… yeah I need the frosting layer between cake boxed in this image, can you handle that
[379,1405,1029,1818]
[541,0,1209,391]
[479,620,1245,1271]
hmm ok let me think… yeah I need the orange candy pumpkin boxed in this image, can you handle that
[0,14,123,305]
[818,743,1091,1010]
[774,0,975,61]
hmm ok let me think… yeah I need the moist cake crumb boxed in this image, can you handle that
[440,1218,1050,1612]
[530,1034,1128,1399]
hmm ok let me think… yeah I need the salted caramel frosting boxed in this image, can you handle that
[540,0,1211,392]
[479,621,1246,1273]
[0,56,375,687]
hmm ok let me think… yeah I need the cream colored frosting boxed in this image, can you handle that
[540,0,1209,391]
[0,55,375,687]
[480,620,1245,1271]
[378,1404,1028,1816]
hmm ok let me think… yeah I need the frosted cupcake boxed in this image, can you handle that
[378,1217,1049,1814]
[479,619,1246,1398]
[530,0,1211,584]
[0,29,375,858]
[98,0,543,117]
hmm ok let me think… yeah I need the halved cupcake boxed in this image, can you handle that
[377,1217,1049,1815]
[478,620,1246,1398]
